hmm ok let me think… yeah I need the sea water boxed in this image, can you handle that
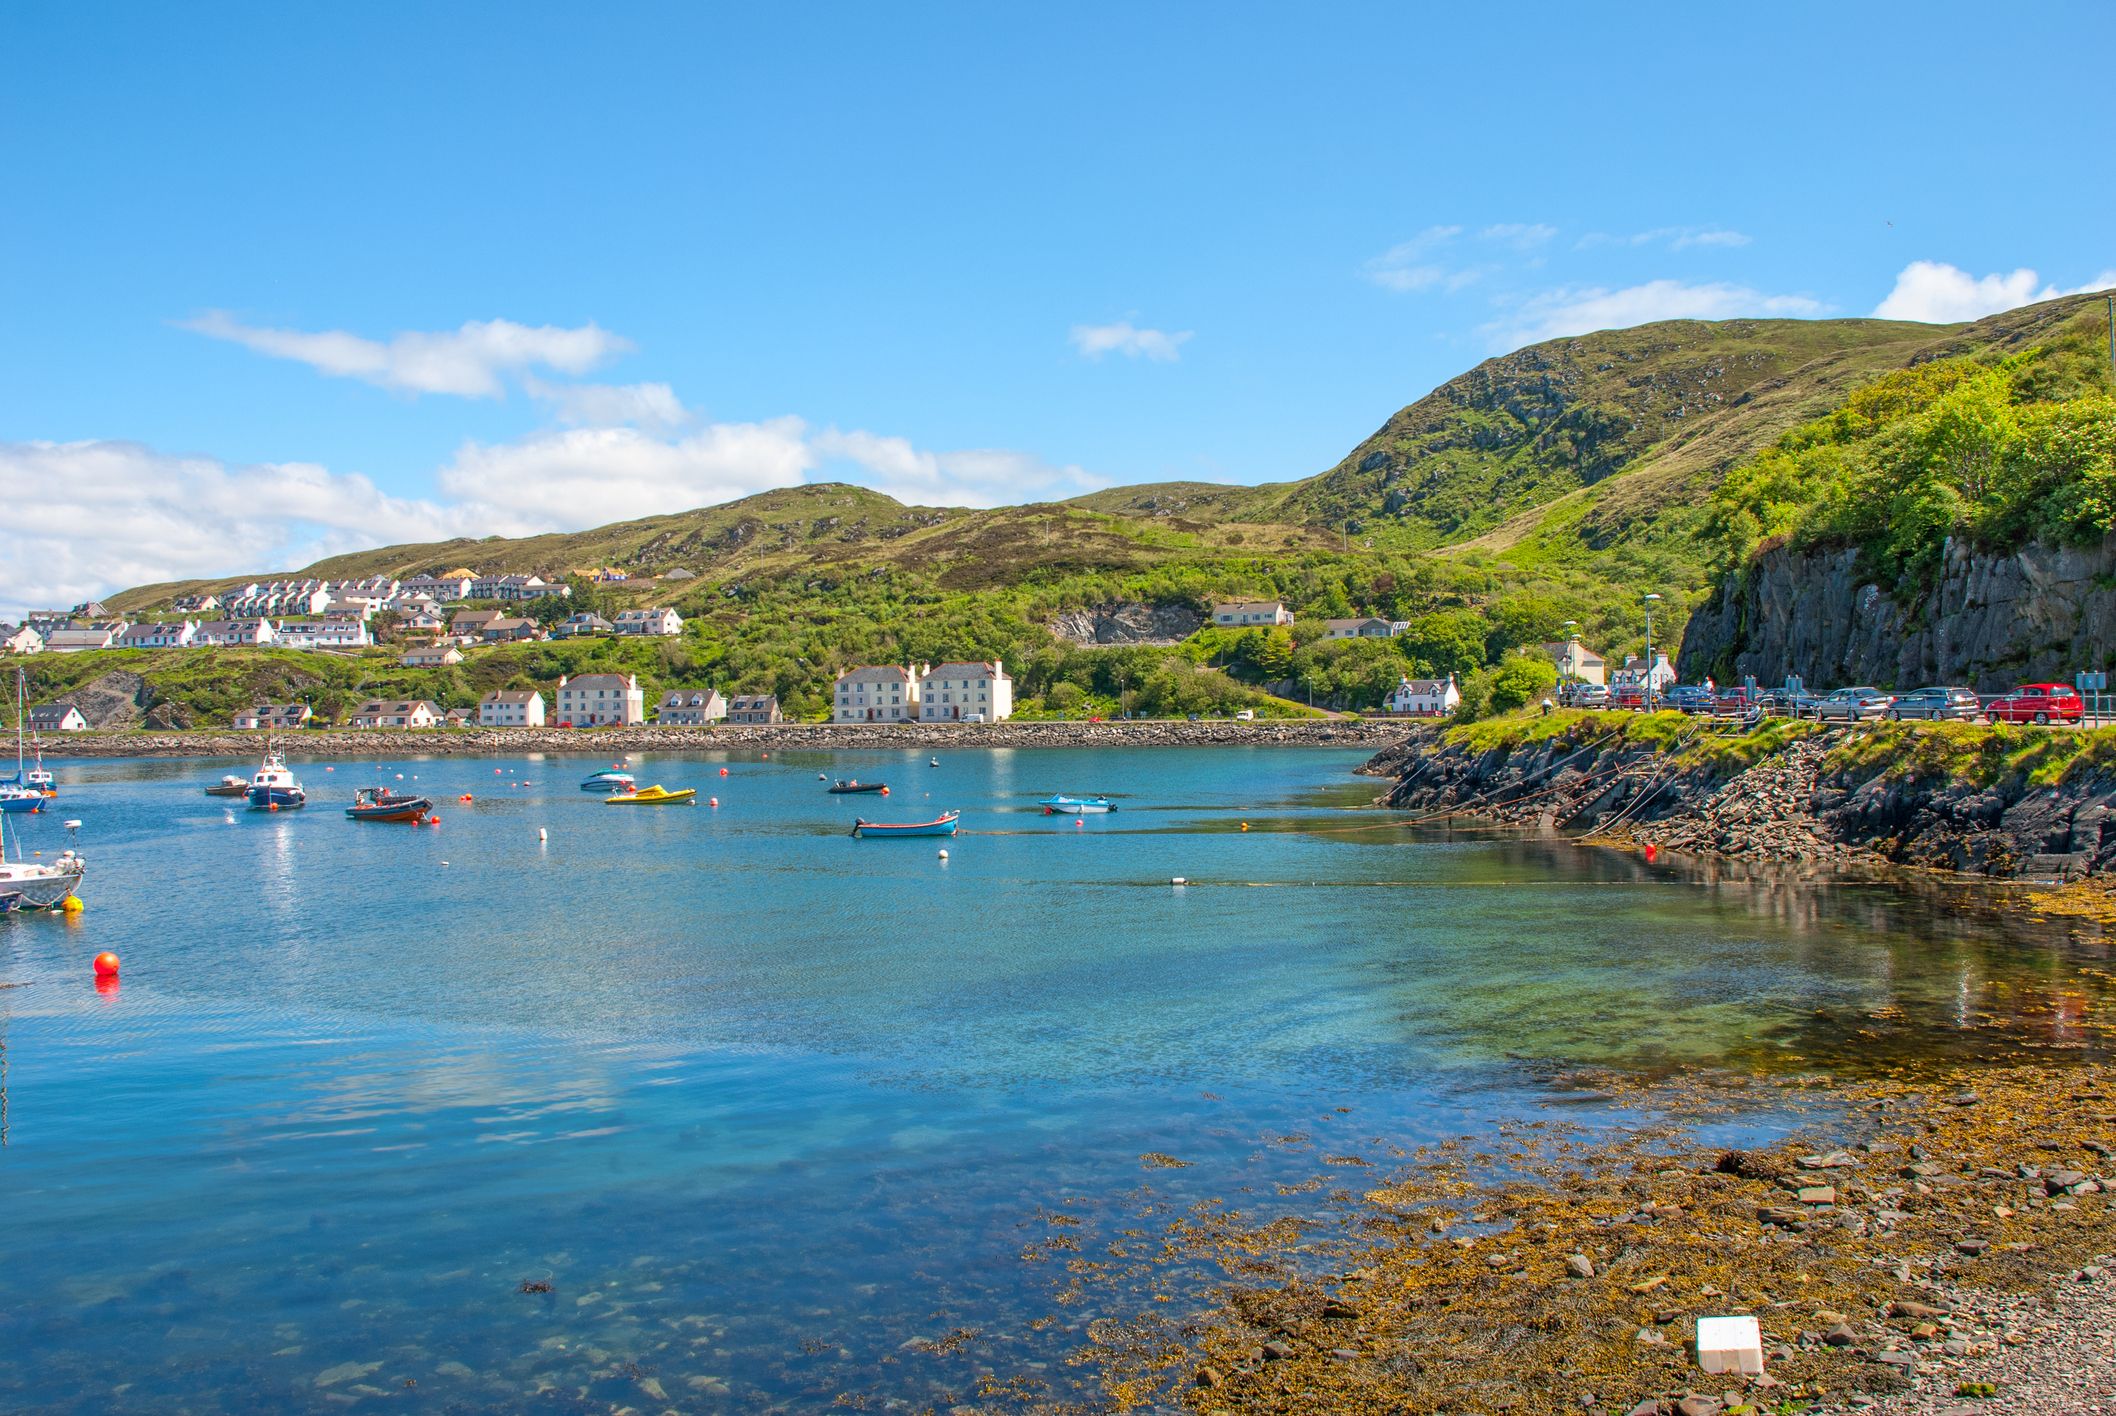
[0,746,2107,1412]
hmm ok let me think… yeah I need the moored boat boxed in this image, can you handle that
[204,774,252,797]
[605,785,696,805]
[247,748,306,810]
[827,779,888,794]
[851,811,959,838]
[0,814,84,910]
[581,769,635,792]
[346,786,433,823]
[2,672,49,812]
[1040,794,1117,814]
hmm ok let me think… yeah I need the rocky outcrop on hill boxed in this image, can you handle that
[1681,534,2116,693]
[1364,722,2116,880]
[48,670,164,730]
[50,717,1408,759]
[1046,602,1203,646]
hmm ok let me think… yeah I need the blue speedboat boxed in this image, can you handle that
[246,749,306,810]
[581,769,635,792]
[1040,794,1116,815]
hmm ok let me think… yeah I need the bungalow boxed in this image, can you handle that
[1388,675,1461,717]
[70,600,111,619]
[232,703,314,731]
[274,618,372,650]
[398,607,446,634]
[614,607,683,637]
[832,664,922,723]
[726,693,782,724]
[480,617,542,643]
[442,706,474,729]
[1213,600,1293,628]
[345,699,442,729]
[555,673,644,727]
[656,689,726,725]
[449,609,503,639]
[918,661,1012,722]
[400,645,464,668]
[1323,617,1397,640]
[116,621,197,650]
[1541,638,1608,687]
[44,621,127,653]
[28,704,89,732]
[478,690,547,728]
[553,612,614,639]
[192,619,276,647]
[1,624,43,654]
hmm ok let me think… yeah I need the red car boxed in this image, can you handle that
[1984,683,2084,725]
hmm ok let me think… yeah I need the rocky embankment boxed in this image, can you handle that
[48,717,1409,759]
[1362,717,2116,879]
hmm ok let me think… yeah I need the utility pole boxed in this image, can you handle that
[1642,593,1662,711]
[2106,293,2114,386]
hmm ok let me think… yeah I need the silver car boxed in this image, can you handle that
[1886,686,1980,721]
[1815,687,1894,721]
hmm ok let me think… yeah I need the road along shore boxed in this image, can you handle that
[40,717,1412,758]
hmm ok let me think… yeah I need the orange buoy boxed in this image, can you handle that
[880,786,890,796]
[267,802,279,812]
[460,793,473,803]
[93,951,120,978]
[719,767,729,777]
[709,796,720,807]
[1644,842,1659,862]
[429,814,442,825]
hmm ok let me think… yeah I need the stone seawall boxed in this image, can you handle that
[1362,719,2116,880]
[45,718,1411,759]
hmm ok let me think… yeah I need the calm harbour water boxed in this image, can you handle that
[1,745,2110,1413]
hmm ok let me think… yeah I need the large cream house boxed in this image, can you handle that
[555,673,644,726]
[1541,638,1608,687]
[833,665,922,723]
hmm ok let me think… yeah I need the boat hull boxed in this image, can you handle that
[827,782,887,794]
[852,813,959,838]
[347,798,432,823]
[204,783,250,797]
[0,792,44,814]
[581,776,634,792]
[1040,796,1115,814]
[248,786,307,810]
[0,863,84,909]
[606,787,695,805]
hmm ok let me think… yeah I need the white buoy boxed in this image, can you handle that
[63,819,82,830]
[937,848,949,860]
[1171,876,1187,886]
[538,828,547,842]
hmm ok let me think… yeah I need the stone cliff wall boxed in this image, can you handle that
[1679,534,2116,692]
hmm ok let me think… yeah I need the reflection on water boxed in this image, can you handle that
[0,747,2111,1412]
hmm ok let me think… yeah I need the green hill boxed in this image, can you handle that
[71,293,2112,723]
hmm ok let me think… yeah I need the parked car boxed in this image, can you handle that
[1767,689,1825,718]
[1984,682,2085,725]
[1234,709,1255,720]
[1612,683,1645,709]
[1665,685,1714,713]
[1569,683,1610,707]
[1815,687,1894,722]
[1886,686,1981,721]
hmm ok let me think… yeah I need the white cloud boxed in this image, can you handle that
[1872,260,2116,323]
[1068,320,1193,362]
[1364,226,1467,292]
[180,312,631,398]
[811,429,1102,507]
[523,377,689,431]
[1576,226,1753,251]
[1483,279,1829,350]
[1480,222,1558,250]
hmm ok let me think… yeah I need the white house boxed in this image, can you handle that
[1613,652,1677,695]
[273,619,371,650]
[115,621,197,650]
[1,624,44,654]
[1389,675,1461,717]
[1213,600,1293,628]
[171,593,222,614]
[656,689,726,725]
[614,607,683,637]
[918,660,1012,722]
[1323,617,1397,639]
[27,704,89,732]
[346,699,442,729]
[478,690,546,728]
[555,673,644,726]
[401,574,471,602]
[193,619,276,647]
[43,621,127,653]
[832,665,922,723]
[1541,638,1609,687]
[232,703,313,731]
[400,645,464,667]
[554,612,613,638]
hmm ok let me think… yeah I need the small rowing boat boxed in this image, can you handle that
[346,786,433,823]
[828,780,888,795]
[851,811,958,838]
[1040,794,1116,815]
[606,785,696,805]
[204,774,252,797]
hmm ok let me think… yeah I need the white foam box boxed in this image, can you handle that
[1695,1314,1764,1375]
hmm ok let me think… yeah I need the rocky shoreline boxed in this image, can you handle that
[39,717,1410,759]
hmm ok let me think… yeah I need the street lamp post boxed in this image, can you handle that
[1560,618,1579,704]
[1642,593,1662,711]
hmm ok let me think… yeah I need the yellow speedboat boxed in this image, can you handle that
[605,784,696,805]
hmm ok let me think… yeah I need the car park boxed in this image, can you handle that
[1814,687,1894,721]
[1886,686,1981,721]
[1984,682,2085,725]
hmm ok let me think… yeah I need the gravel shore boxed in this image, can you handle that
[39,718,1410,758]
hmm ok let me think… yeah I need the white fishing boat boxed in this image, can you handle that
[0,814,84,911]
[246,744,306,810]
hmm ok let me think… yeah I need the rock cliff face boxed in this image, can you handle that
[1046,602,1203,646]
[1681,534,2116,692]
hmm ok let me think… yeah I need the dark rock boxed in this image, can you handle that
[1195,1365,1224,1388]
[1260,1340,1293,1362]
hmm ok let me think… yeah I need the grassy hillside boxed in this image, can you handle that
[69,294,2114,726]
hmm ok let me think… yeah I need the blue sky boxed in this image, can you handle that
[4,2,2114,612]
